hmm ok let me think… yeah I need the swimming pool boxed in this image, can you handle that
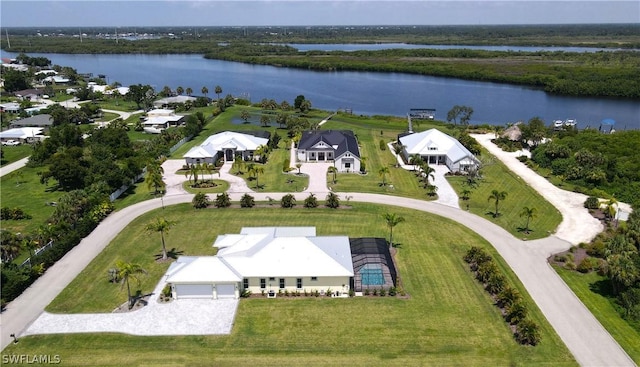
[360,263,385,286]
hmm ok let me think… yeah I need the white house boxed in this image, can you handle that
[153,95,198,108]
[142,108,184,134]
[0,127,45,143]
[165,227,354,300]
[399,128,480,173]
[183,131,270,164]
[297,130,361,172]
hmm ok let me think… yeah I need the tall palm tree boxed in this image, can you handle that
[145,218,176,261]
[115,260,147,309]
[215,85,223,103]
[201,86,209,99]
[393,143,405,167]
[378,166,390,186]
[176,86,184,95]
[488,189,508,218]
[382,212,405,249]
[146,161,165,195]
[519,206,537,233]
[185,87,193,96]
[253,166,264,188]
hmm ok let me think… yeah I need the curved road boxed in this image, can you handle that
[1,160,635,365]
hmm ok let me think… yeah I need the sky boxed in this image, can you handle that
[1,1,638,27]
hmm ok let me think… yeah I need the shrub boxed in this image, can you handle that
[564,260,577,270]
[379,139,386,151]
[283,158,291,172]
[364,288,370,296]
[515,318,541,346]
[517,155,528,163]
[241,289,252,298]
[379,288,386,297]
[325,192,340,209]
[304,193,318,208]
[584,196,600,209]
[553,254,567,262]
[505,301,528,325]
[240,193,255,208]
[0,207,32,220]
[577,256,599,273]
[192,192,210,209]
[162,284,172,297]
[373,288,378,296]
[388,287,397,296]
[214,192,231,208]
[281,194,296,208]
[349,289,355,297]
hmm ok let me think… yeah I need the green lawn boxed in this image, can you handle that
[555,266,640,364]
[0,144,33,166]
[447,147,562,240]
[23,203,576,366]
[182,179,230,194]
[0,166,61,233]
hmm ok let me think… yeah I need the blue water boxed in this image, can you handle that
[360,264,385,286]
[285,43,638,53]
[2,51,637,129]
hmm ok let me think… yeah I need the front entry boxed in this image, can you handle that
[225,149,234,162]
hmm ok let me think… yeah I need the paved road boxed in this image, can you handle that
[1,151,635,366]
[0,157,29,178]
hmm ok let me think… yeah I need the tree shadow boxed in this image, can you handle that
[516,227,533,234]
[589,279,615,298]
[392,243,404,249]
[155,248,184,261]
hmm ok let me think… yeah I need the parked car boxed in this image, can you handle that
[1,140,21,146]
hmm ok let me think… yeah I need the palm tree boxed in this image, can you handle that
[234,155,245,174]
[420,163,435,187]
[378,166,390,186]
[461,189,472,201]
[409,154,423,171]
[146,161,165,195]
[145,218,176,261]
[185,87,193,96]
[260,114,271,127]
[240,110,251,123]
[519,206,537,233]
[201,86,209,99]
[176,86,184,95]
[327,166,338,184]
[254,144,269,164]
[115,260,147,309]
[393,143,405,167]
[215,85,223,102]
[488,189,508,218]
[605,197,618,223]
[253,166,264,188]
[382,213,405,249]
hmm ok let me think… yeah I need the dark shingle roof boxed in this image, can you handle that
[10,114,53,128]
[298,130,360,158]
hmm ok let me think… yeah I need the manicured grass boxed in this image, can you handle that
[447,147,562,240]
[182,179,229,194]
[0,166,61,233]
[31,204,576,366]
[555,266,640,364]
[0,144,33,166]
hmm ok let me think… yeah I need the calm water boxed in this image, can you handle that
[3,51,638,129]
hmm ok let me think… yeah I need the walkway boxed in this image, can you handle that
[0,157,29,178]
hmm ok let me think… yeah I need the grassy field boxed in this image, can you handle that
[447,147,562,240]
[0,166,61,233]
[0,144,32,166]
[555,267,640,364]
[9,203,576,366]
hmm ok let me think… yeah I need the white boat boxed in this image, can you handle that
[563,119,577,127]
[553,120,564,128]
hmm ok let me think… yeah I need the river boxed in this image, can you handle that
[2,51,638,129]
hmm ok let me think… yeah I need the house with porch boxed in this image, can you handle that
[164,227,354,299]
[0,127,46,144]
[183,131,270,165]
[296,130,361,172]
[398,128,480,173]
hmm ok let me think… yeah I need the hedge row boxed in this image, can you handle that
[464,246,542,346]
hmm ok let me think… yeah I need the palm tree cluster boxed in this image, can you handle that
[464,246,541,346]
[408,154,438,197]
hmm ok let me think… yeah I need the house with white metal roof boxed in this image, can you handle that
[165,227,354,299]
[142,108,184,134]
[0,127,45,143]
[398,128,480,173]
[183,131,270,164]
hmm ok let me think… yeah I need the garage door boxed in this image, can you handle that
[216,284,236,299]
[175,284,213,299]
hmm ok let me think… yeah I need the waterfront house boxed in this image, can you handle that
[183,131,270,164]
[398,128,479,173]
[297,130,361,172]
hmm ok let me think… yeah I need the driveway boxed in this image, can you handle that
[23,275,238,336]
